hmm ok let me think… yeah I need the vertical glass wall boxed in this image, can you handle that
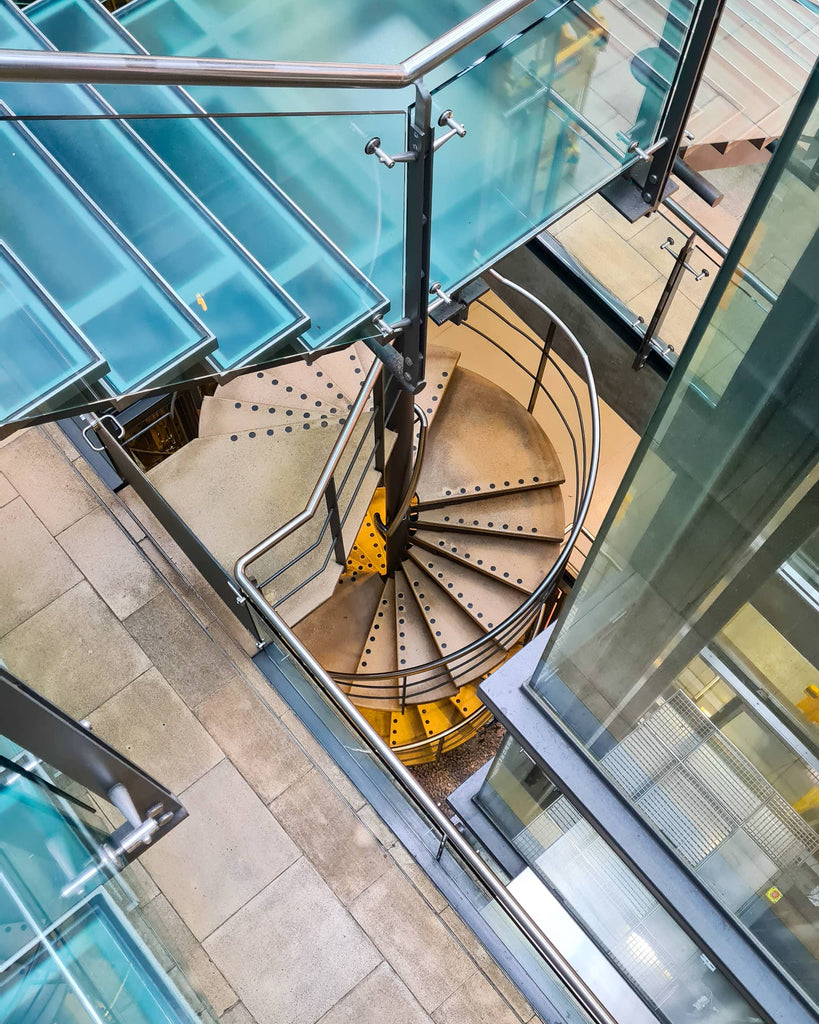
[482,737,760,1024]
[0,735,213,1024]
[480,65,819,1018]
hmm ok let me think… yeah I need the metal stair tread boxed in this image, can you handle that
[306,346,371,403]
[416,366,564,507]
[292,573,383,676]
[417,345,461,434]
[145,413,390,628]
[412,527,562,595]
[348,576,400,708]
[215,361,355,409]
[394,569,457,703]
[271,417,398,624]
[407,547,522,646]
[146,427,343,577]
[198,395,343,437]
[415,486,564,541]
[402,557,506,678]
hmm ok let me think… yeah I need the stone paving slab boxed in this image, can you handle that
[350,868,475,1013]
[141,759,300,941]
[196,678,313,803]
[141,894,238,1017]
[0,471,15,506]
[432,971,523,1024]
[0,497,82,637]
[89,667,223,794]
[124,590,242,708]
[0,428,97,534]
[270,769,391,905]
[439,907,533,1022]
[0,579,151,718]
[205,857,381,1024]
[58,506,164,620]
[316,962,433,1024]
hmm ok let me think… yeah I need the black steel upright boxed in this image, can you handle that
[638,0,727,211]
[385,82,435,572]
[0,666,187,858]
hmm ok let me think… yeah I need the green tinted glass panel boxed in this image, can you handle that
[0,114,212,400]
[29,0,389,353]
[0,245,107,422]
[530,72,819,1009]
[0,0,307,377]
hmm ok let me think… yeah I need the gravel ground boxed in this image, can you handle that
[409,719,506,817]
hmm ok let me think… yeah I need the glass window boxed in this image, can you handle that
[528,71,819,1009]
[479,737,762,1024]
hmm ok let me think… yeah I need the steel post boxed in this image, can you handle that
[632,231,695,369]
[385,81,434,572]
[639,0,728,211]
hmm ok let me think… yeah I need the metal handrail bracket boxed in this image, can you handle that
[0,0,536,86]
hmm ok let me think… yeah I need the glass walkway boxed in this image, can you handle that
[0,0,694,429]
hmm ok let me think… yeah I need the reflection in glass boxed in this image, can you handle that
[479,737,763,1024]
[524,71,819,1009]
[0,737,211,1024]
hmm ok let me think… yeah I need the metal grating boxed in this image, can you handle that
[645,691,713,759]
[613,925,680,1003]
[580,834,657,924]
[602,728,676,798]
[684,732,772,826]
[514,808,564,861]
[549,798,582,833]
[745,794,819,870]
[637,764,733,867]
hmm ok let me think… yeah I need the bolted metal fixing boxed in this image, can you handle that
[433,108,467,151]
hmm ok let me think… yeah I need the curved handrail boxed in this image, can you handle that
[386,405,429,538]
[234,356,383,584]
[332,273,600,688]
[0,0,536,86]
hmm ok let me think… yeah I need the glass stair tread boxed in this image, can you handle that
[0,110,215,402]
[0,0,308,385]
[115,0,628,305]
[0,243,109,424]
[27,0,389,355]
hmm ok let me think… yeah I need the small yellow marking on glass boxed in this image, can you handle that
[766,887,783,903]
[196,293,208,311]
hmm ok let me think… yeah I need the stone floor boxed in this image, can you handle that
[0,422,544,1024]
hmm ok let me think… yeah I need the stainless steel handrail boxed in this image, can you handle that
[0,0,535,86]
[233,283,610,1022]
[236,578,616,1024]
[386,405,428,538]
[235,356,383,585]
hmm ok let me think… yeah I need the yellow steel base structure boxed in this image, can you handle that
[341,488,496,765]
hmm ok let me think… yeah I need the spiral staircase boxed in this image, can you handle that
[139,316,570,763]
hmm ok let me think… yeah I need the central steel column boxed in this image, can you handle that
[385,82,434,572]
